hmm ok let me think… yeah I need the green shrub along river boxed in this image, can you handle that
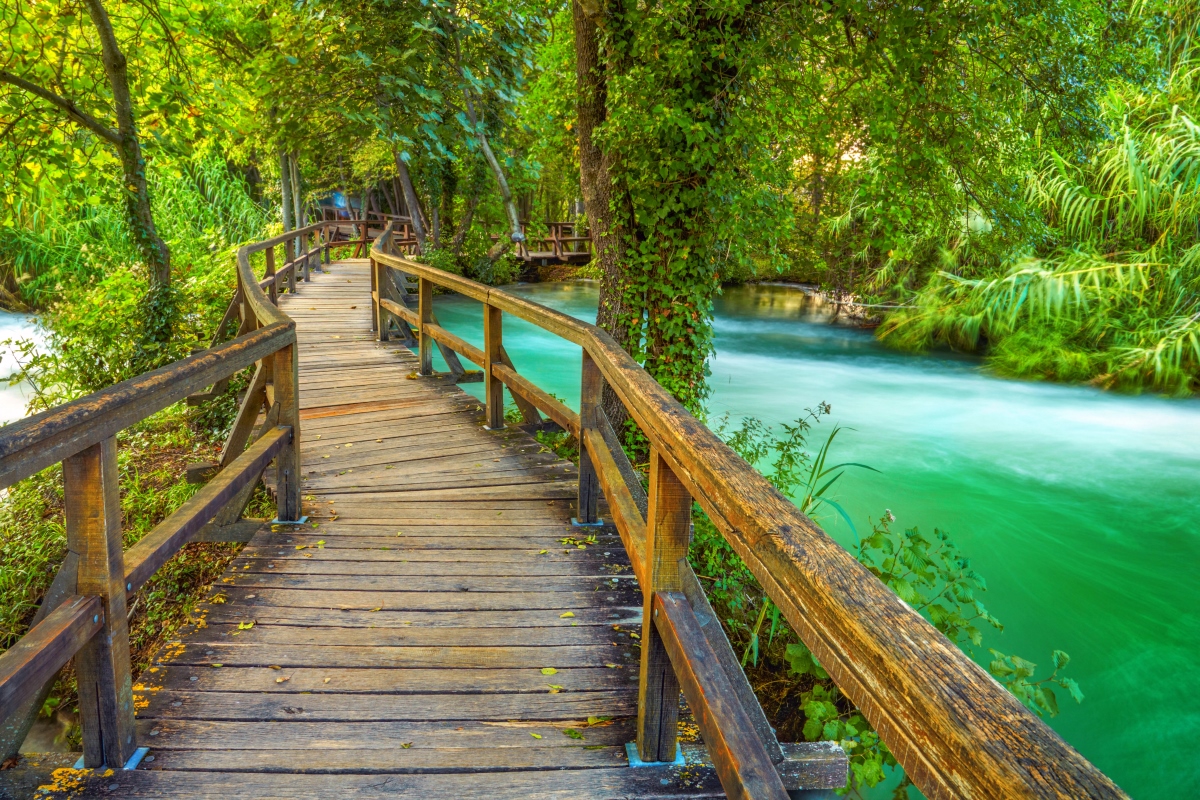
[428,280,1199,799]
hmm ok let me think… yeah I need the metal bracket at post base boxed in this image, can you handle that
[571,518,605,527]
[625,741,686,768]
[269,515,309,525]
[74,746,150,771]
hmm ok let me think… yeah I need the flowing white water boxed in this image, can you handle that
[0,311,41,424]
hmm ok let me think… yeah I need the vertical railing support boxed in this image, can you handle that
[283,237,295,294]
[303,231,312,282]
[273,343,301,521]
[374,259,390,341]
[636,448,690,763]
[264,245,277,306]
[418,276,433,376]
[576,351,602,525]
[64,437,137,769]
[370,252,379,334]
[323,225,331,265]
[483,304,504,429]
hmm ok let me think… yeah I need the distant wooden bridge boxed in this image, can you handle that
[0,221,1126,798]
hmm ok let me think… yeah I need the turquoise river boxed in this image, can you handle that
[427,281,1198,799]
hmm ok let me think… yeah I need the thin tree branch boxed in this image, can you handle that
[0,70,122,145]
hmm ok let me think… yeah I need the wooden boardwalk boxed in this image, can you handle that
[125,259,723,797]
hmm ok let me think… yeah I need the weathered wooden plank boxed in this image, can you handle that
[653,592,788,800]
[197,607,640,630]
[134,745,633,773]
[136,717,633,749]
[174,623,633,648]
[142,665,635,695]
[139,689,635,722]
[52,763,726,798]
[0,551,79,760]
[0,595,101,722]
[194,588,639,612]
[636,452,690,764]
[151,643,638,670]
[227,558,626,578]
[212,573,635,593]
[65,437,138,768]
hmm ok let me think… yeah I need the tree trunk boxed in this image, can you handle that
[462,90,522,263]
[394,150,428,253]
[290,153,305,228]
[573,0,636,427]
[280,150,295,233]
[84,0,172,339]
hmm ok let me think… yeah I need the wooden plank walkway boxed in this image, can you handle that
[124,259,724,797]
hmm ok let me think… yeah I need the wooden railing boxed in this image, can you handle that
[370,223,1127,800]
[0,221,363,767]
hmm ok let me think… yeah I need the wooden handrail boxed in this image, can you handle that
[371,236,1126,799]
[0,323,293,490]
[0,596,102,721]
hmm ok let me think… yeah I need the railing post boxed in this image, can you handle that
[283,237,295,294]
[637,448,690,763]
[323,225,331,265]
[576,351,602,524]
[374,259,390,341]
[369,252,379,334]
[418,276,433,376]
[483,304,504,429]
[264,245,277,305]
[273,343,301,521]
[303,231,312,282]
[64,437,137,769]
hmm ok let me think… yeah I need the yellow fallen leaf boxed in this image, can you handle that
[276,676,290,683]
[538,549,548,554]
[560,612,574,618]
[323,677,331,683]
[400,742,413,749]
[316,540,326,547]
[369,607,382,612]
[540,667,557,675]
[530,732,542,739]
[210,663,223,668]
[344,443,353,448]
[269,665,282,670]
[296,545,308,550]
[237,621,255,630]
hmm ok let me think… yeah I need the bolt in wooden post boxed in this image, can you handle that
[418,276,433,376]
[64,437,137,769]
[576,351,602,524]
[264,245,277,306]
[273,343,301,521]
[636,448,690,763]
[483,304,505,429]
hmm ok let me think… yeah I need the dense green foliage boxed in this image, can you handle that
[878,55,1200,393]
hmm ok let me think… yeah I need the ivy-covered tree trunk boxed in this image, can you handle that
[573,0,634,353]
[573,0,755,412]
